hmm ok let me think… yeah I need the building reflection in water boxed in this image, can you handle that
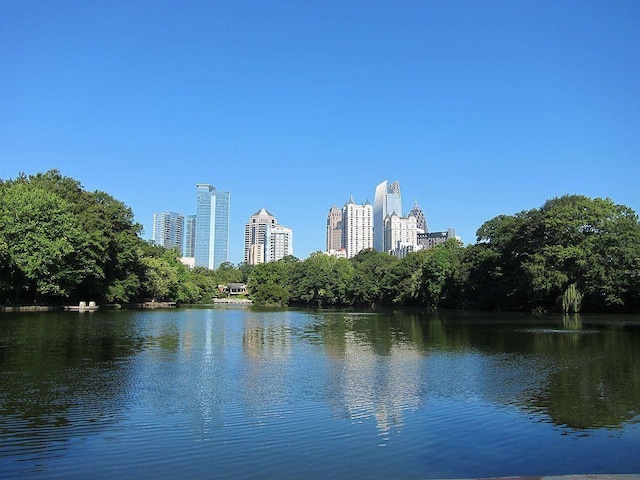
[134,309,640,444]
[240,313,294,420]
[313,313,427,437]
[330,326,423,437]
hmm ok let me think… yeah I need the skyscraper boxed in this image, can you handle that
[244,209,293,265]
[194,184,230,269]
[408,200,428,233]
[373,180,402,252]
[342,196,373,259]
[244,208,277,265]
[184,214,196,258]
[384,212,418,256]
[152,212,184,254]
[268,224,293,262]
[326,205,343,252]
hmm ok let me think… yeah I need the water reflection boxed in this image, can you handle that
[302,310,640,432]
[2,308,640,478]
[0,312,144,461]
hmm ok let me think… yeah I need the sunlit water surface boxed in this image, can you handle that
[1,308,639,479]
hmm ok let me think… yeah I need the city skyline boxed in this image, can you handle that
[2,2,639,265]
[155,179,442,265]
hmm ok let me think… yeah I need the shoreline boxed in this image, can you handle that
[0,298,253,313]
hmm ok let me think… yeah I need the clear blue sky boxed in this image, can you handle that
[2,1,639,265]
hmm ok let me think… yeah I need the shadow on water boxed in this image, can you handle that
[0,311,148,460]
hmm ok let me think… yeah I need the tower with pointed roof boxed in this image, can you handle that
[408,199,428,233]
[244,209,293,265]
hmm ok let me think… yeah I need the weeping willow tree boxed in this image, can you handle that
[562,283,583,313]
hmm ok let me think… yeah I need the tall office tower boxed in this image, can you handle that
[244,208,276,265]
[268,224,293,262]
[408,200,428,233]
[194,184,230,269]
[184,214,196,258]
[373,180,402,251]
[152,212,185,254]
[342,197,373,259]
[384,212,418,256]
[326,205,343,251]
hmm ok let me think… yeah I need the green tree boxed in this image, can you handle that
[473,195,640,312]
[383,250,429,306]
[413,240,464,310]
[247,260,295,306]
[289,253,354,306]
[0,182,94,303]
[348,249,398,306]
[214,262,243,286]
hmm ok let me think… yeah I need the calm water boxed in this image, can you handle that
[1,308,639,479]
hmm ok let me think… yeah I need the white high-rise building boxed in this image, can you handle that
[342,197,373,259]
[268,224,293,261]
[374,180,402,252]
[384,212,418,257]
[152,212,185,254]
[244,209,293,265]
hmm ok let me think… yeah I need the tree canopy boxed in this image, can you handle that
[247,195,640,313]
[0,170,229,305]
[1,171,638,313]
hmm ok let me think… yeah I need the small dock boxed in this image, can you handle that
[65,301,99,312]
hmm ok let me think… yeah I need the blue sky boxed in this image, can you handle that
[2,1,639,265]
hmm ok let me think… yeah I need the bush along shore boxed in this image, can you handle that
[1,170,639,313]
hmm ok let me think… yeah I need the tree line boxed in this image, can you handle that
[1,170,639,312]
[0,170,243,305]
[248,194,640,313]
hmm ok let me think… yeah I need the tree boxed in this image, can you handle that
[215,262,243,286]
[247,260,295,306]
[383,250,429,306]
[289,253,353,306]
[0,182,94,303]
[348,249,398,306]
[472,195,640,312]
[413,240,464,310]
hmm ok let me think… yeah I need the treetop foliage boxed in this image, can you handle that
[1,172,638,313]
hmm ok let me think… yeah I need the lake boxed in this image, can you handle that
[1,307,639,479]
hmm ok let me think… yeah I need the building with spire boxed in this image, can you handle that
[373,180,402,252]
[408,200,428,234]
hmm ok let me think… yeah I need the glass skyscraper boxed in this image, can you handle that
[152,212,184,254]
[373,180,402,252]
[194,184,230,269]
[184,214,196,258]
